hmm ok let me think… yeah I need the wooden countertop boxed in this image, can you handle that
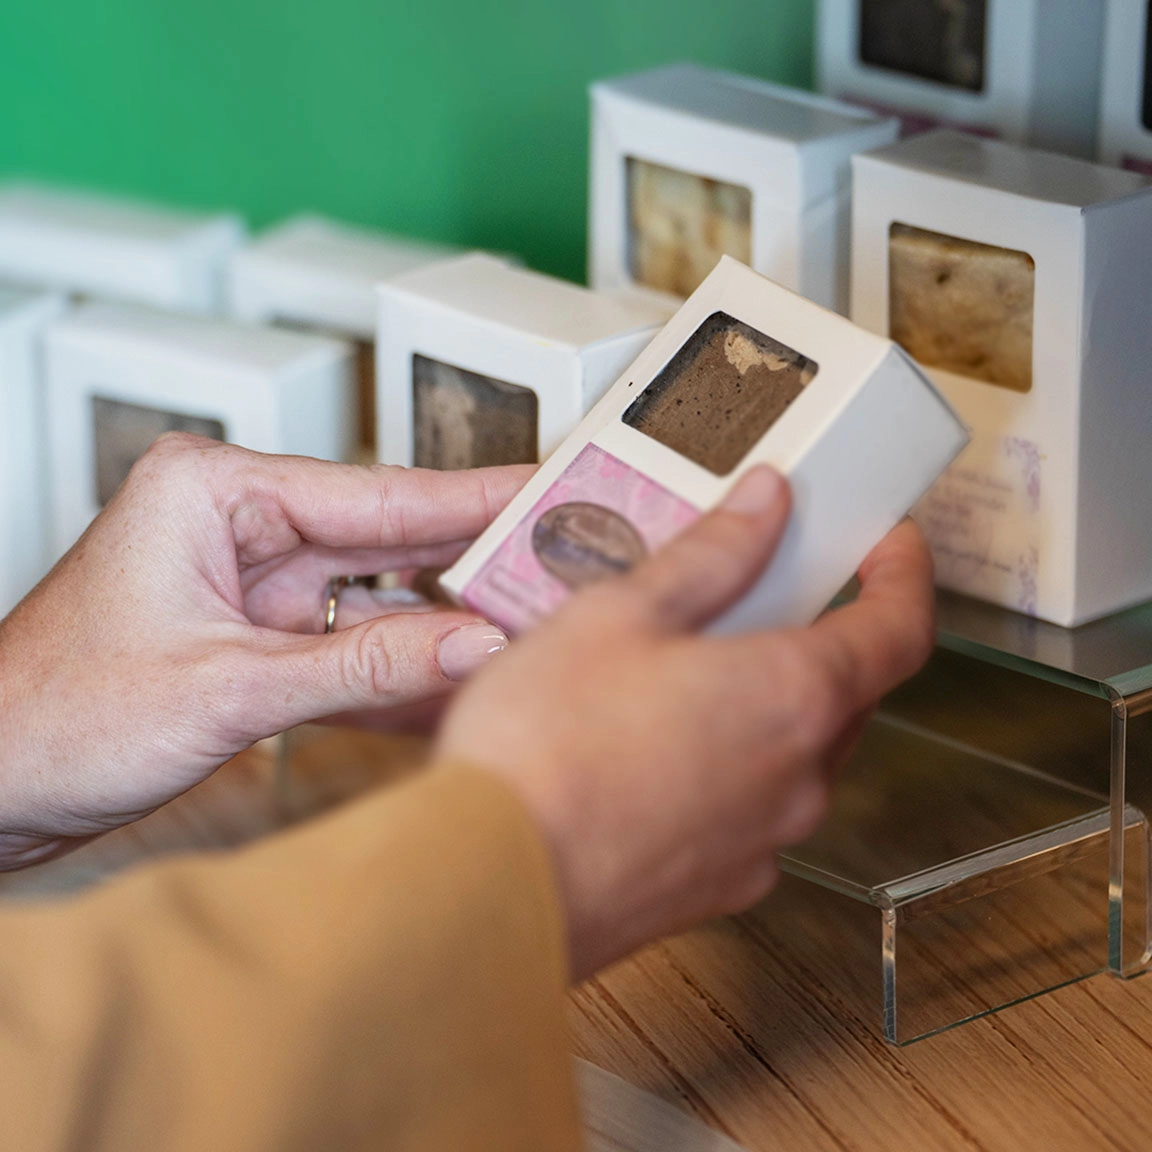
[4,728,1150,1152]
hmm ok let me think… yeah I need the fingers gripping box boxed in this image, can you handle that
[376,254,672,470]
[440,257,968,636]
[229,215,462,459]
[588,63,898,316]
[44,304,354,557]
[0,286,68,614]
[851,130,1152,626]
[0,183,244,314]
[1098,0,1152,176]
[816,0,1105,157]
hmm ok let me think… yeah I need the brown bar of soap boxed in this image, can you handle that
[412,354,539,470]
[92,396,225,506]
[623,311,817,476]
[888,223,1034,393]
[859,0,987,93]
[626,157,752,299]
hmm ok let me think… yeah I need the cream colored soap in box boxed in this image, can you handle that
[851,130,1152,627]
[376,254,672,471]
[440,257,968,637]
[0,285,68,614]
[0,183,244,314]
[229,215,463,458]
[588,63,898,316]
[816,0,1104,158]
[1098,0,1152,175]
[44,303,355,557]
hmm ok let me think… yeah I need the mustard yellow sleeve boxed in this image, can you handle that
[0,764,581,1152]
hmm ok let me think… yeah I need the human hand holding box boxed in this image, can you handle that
[440,257,968,636]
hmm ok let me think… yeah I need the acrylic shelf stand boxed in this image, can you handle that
[925,590,1152,977]
[776,703,1146,1045]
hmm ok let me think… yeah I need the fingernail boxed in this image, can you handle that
[438,623,509,681]
[722,466,785,516]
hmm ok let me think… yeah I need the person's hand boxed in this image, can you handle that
[0,434,530,869]
[435,467,935,981]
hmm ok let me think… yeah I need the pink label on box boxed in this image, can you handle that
[460,443,701,635]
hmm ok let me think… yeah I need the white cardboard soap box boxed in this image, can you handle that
[851,130,1152,627]
[376,253,672,469]
[0,285,68,615]
[44,303,354,557]
[588,62,898,316]
[816,0,1104,158]
[441,256,968,637]
[0,183,244,314]
[228,214,461,339]
[1098,0,1152,175]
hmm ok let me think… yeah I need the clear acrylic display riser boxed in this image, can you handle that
[778,703,1146,1045]
[924,591,1152,977]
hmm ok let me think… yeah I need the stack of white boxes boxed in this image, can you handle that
[377,253,672,471]
[851,130,1152,626]
[44,304,354,558]
[816,0,1104,158]
[589,63,898,315]
[229,215,461,461]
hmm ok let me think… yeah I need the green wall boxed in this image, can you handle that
[0,1,815,283]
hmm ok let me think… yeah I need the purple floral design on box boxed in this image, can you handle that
[1005,436,1041,516]
[1015,545,1039,616]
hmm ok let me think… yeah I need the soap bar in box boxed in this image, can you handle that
[440,257,968,636]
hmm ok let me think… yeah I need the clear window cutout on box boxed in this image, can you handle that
[888,222,1035,394]
[625,158,752,299]
[411,353,539,471]
[92,397,225,507]
[858,0,987,93]
[623,310,817,476]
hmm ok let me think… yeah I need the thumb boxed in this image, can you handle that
[613,465,791,633]
[259,611,509,728]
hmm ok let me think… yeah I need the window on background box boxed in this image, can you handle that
[92,397,225,506]
[411,354,539,470]
[888,223,1034,393]
[859,0,987,93]
[623,310,817,476]
[625,158,752,298]
[1143,0,1152,132]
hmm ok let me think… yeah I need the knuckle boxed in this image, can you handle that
[341,625,397,703]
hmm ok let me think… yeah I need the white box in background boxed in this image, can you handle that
[588,63,898,316]
[0,183,244,313]
[0,286,67,615]
[229,215,462,459]
[45,304,354,557]
[441,257,967,636]
[376,253,671,470]
[1099,0,1152,175]
[851,130,1152,627]
[816,0,1104,158]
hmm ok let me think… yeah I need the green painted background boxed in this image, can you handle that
[0,1,815,282]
